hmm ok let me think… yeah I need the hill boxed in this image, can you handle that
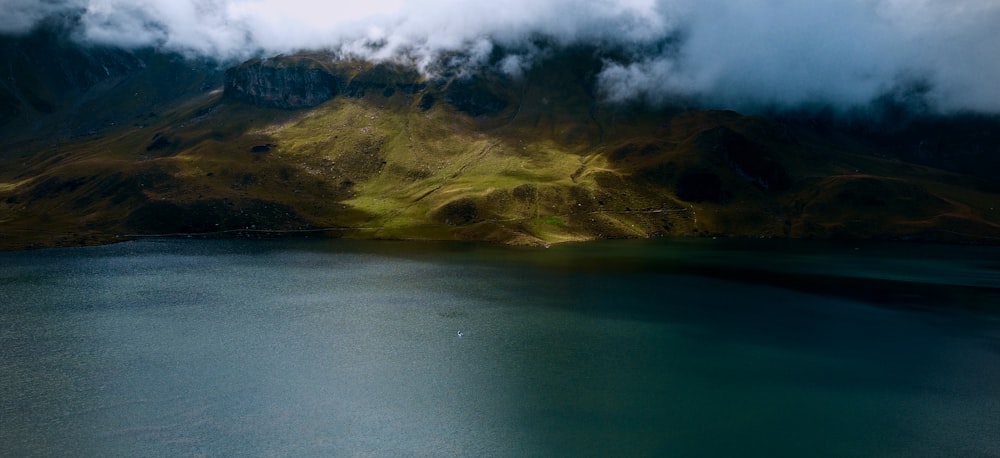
[1,30,999,249]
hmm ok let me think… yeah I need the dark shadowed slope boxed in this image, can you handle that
[1,41,999,250]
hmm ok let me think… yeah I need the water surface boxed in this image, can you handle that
[2,238,998,456]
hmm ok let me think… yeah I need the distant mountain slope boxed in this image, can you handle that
[1,39,998,249]
[0,20,221,154]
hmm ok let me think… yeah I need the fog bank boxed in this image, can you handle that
[3,0,998,113]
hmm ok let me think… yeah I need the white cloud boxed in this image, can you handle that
[595,0,1000,113]
[0,0,86,34]
[2,0,999,113]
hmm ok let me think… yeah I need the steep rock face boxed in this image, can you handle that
[875,114,1000,184]
[0,93,19,126]
[696,126,791,191]
[224,57,342,109]
[223,54,516,116]
[0,24,144,121]
[223,57,431,109]
[444,80,508,116]
[0,19,221,147]
[343,64,425,98]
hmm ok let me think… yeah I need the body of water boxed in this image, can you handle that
[2,238,999,456]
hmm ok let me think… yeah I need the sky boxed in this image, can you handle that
[2,0,999,114]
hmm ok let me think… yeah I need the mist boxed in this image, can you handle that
[3,0,999,114]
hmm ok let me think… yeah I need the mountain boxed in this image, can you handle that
[1,28,999,250]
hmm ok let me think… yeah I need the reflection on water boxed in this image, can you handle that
[1,238,999,456]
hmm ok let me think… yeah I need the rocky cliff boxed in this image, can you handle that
[222,54,512,118]
[0,20,220,148]
[224,57,342,109]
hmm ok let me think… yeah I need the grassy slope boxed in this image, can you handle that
[2,63,1000,250]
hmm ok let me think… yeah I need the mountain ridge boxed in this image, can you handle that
[1,32,999,250]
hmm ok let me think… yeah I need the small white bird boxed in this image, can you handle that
[457,330,464,337]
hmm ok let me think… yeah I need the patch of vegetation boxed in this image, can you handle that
[2,50,1000,250]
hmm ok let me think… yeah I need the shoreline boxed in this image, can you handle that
[5,224,1000,252]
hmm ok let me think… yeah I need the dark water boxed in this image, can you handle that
[1,238,998,457]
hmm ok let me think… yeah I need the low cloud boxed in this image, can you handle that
[598,0,1000,113]
[3,0,999,114]
[0,0,85,34]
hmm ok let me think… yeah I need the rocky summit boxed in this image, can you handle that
[1,29,1000,250]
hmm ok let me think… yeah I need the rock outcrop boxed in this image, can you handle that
[444,80,508,116]
[224,57,434,109]
[342,64,425,98]
[697,126,791,191]
[223,54,513,116]
[224,57,342,109]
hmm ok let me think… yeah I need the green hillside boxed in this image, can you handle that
[2,40,999,250]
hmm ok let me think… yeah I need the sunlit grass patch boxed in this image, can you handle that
[0,180,28,193]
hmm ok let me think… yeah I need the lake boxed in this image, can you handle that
[2,238,998,456]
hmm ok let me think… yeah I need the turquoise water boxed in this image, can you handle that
[1,238,998,456]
